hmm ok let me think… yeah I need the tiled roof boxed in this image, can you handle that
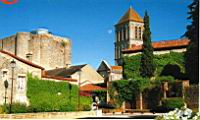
[80,84,106,91]
[117,6,143,25]
[0,50,44,70]
[45,64,87,77]
[42,76,77,82]
[111,66,122,70]
[122,38,190,53]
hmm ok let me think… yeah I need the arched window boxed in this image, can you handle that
[135,27,138,39]
[139,27,142,39]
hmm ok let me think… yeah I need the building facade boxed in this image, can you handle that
[97,60,123,84]
[0,29,71,70]
[0,50,44,105]
[44,64,104,86]
[115,7,190,65]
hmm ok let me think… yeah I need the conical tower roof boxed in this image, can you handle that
[117,6,143,25]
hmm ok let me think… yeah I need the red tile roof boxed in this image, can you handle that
[111,66,122,70]
[42,75,77,82]
[80,84,106,91]
[0,50,44,70]
[122,38,190,53]
[117,6,143,25]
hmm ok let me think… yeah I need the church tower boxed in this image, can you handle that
[115,6,144,65]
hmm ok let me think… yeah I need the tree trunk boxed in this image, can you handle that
[139,92,143,110]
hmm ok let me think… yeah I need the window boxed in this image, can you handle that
[3,71,8,78]
[139,27,142,39]
[135,27,138,39]
[17,75,26,93]
[26,53,33,61]
[126,27,129,40]
[2,69,8,81]
[123,28,126,40]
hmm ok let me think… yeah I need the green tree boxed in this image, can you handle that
[184,0,199,84]
[140,11,155,78]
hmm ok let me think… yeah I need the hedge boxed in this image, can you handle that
[27,74,92,112]
[161,97,185,110]
[1,74,92,113]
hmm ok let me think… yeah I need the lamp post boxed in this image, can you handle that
[77,69,81,111]
[106,70,111,103]
[10,59,16,113]
[4,80,9,104]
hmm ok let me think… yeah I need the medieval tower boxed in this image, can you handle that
[0,29,71,70]
[115,6,144,65]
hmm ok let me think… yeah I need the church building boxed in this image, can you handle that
[115,7,189,65]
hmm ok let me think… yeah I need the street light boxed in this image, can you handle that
[77,69,81,111]
[10,59,16,113]
[106,70,111,103]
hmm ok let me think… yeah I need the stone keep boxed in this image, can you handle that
[0,30,71,70]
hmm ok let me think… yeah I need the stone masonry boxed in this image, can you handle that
[0,30,71,70]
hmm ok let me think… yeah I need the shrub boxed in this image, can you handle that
[162,97,185,110]
[26,73,92,113]
[0,104,27,113]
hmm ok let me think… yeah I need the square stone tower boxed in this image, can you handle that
[0,29,71,70]
[115,6,144,65]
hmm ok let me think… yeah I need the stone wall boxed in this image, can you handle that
[0,32,71,70]
[0,111,96,119]
[0,35,16,54]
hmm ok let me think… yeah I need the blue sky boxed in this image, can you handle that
[0,0,191,68]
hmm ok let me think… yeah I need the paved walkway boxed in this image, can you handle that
[79,112,163,119]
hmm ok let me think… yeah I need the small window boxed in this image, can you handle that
[26,53,33,61]
[3,71,8,78]
[135,27,138,39]
[2,69,8,81]
[139,27,142,39]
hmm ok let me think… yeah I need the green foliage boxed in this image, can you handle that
[108,78,151,108]
[162,98,185,110]
[109,80,131,107]
[185,42,199,84]
[140,11,155,78]
[123,55,141,79]
[184,0,199,84]
[155,76,175,85]
[123,52,185,80]
[130,77,151,92]
[27,73,92,112]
